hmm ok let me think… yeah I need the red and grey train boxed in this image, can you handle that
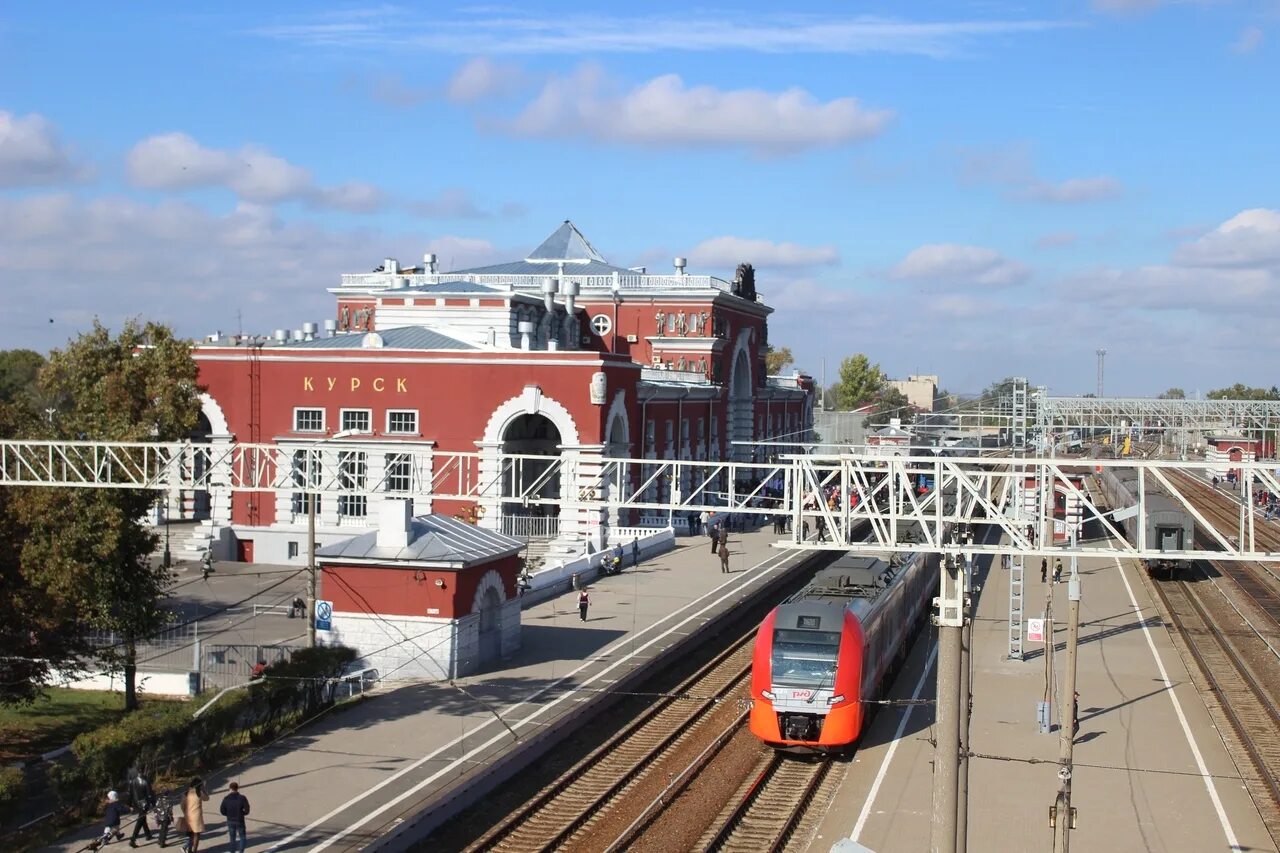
[748,550,937,751]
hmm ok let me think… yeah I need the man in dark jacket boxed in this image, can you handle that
[219,782,251,853]
[127,767,155,846]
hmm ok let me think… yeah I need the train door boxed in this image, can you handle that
[1156,525,1182,552]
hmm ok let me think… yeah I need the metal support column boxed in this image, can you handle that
[957,555,973,853]
[931,552,965,853]
[1053,553,1082,850]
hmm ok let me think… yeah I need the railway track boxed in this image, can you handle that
[1149,575,1280,829]
[463,630,756,853]
[695,753,834,853]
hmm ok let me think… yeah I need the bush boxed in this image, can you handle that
[0,765,24,827]
[47,645,357,811]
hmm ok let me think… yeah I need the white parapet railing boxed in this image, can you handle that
[640,368,712,385]
[338,272,734,292]
[499,514,560,540]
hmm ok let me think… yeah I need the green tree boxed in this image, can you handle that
[1158,387,1186,399]
[830,354,885,410]
[765,345,794,376]
[1207,383,1280,401]
[7,321,202,710]
[865,386,914,429]
[0,349,45,408]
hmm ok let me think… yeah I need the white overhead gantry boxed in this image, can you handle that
[3,439,1278,563]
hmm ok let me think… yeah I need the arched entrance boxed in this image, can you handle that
[729,346,753,465]
[476,585,504,665]
[188,413,213,520]
[1228,446,1243,482]
[501,413,562,538]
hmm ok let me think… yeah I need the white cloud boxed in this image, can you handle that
[253,11,1070,59]
[1035,231,1078,249]
[446,57,526,103]
[0,192,505,348]
[957,144,1123,205]
[1092,0,1162,13]
[687,236,840,270]
[126,132,385,211]
[365,73,431,108]
[890,243,1031,287]
[409,188,489,219]
[1231,26,1264,55]
[506,65,892,154]
[1173,208,1280,268]
[1017,175,1123,204]
[0,110,91,187]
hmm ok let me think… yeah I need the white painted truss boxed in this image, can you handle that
[1036,395,1280,431]
[2,439,1278,562]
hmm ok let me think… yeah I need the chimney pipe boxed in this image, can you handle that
[518,320,534,351]
[302,322,318,341]
[674,256,687,275]
[423,253,437,274]
[541,277,558,313]
[323,318,337,337]
[384,258,399,275]
[561,279,579,315]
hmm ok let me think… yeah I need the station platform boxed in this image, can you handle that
[45,527,815,853]
[808,530,1277,852]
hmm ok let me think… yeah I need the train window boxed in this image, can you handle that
[796,615,822,629]
[771,628,841,688]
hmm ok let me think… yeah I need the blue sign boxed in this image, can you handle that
[315,600,333,631]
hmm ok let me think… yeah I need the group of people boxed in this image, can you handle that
[1253,487,1279,520]
[1039,557,1065,584]
[98,773,250,853]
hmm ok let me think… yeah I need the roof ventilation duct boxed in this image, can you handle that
[674,256,687,275]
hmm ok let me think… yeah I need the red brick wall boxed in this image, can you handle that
[321,553,521,619]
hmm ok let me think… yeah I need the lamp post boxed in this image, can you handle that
[162,495,172,569]
[307,428,356,648]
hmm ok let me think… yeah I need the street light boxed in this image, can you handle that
[307,428,356,648]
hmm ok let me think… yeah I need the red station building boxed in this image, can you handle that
[186,221,816,566]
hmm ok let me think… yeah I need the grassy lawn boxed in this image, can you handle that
[0,689,128,763]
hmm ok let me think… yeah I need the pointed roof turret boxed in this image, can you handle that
[526,220,607,265]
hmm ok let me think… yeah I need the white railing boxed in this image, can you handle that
[500,514,560,540]
[766,375,804,389]
[338,272,733,292]
[640,368,712,385]
[610,524,672,541]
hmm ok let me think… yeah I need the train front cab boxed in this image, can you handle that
[749,608,866,751]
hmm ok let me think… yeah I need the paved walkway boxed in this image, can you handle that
[809,530,1276,852]
[46,528,813,853]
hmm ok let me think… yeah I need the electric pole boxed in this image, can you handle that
[1042,561,1055,734]
[1053,542,1082,850]
[931,550,965,853]
[957,553,973,853]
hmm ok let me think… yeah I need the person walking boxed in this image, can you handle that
[717,524,728,551]
[708,522,719,554]
[1053,559,1063,584]
[152,790,175,849]
[219,782,251,853]
[102,791,128,845]
[577,589,590,622]
[127,766,155,847]
[1040,557,1048,583]
[631,538,640,568]
[688,511,700,537]
[718,541,730,573]
[178,778,209,853]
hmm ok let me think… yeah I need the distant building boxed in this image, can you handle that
[887,374,939,412]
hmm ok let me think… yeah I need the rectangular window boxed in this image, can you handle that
[294,408,324,433]
[697,417,705,442]
[341,409,372,434]
[680,418,689,441]
[290,449,320,515]
[665,420,674,444]
[645,420,655,450]
[385,452,412,493]
[386,409,418,435]
[337,450,368,517]
[287,541,299,559]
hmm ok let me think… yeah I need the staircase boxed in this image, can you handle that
[152,520,221,562]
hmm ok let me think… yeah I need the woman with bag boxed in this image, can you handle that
[177,778,209,853]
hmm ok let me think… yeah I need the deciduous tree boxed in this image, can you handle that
[765,345,794,376]
[7,321,201,710]
[830,354,885,411]
[1158,387,1186,399]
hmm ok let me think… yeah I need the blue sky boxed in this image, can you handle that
[2,2,1278,396]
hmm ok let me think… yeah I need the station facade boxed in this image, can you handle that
[188,221,816,564]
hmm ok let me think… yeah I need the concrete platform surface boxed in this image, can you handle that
[808,534,1276,853]
[45,528,811,853]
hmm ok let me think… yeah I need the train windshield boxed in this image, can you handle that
[771,629,841,688]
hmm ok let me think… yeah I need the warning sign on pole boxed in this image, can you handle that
[1027,618,1045,643]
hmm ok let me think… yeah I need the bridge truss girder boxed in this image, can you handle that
[2,440,1278,562]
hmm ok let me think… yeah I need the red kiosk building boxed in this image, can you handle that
[187,221,815,564]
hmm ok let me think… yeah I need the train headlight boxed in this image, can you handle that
[827,694,845,705]
[761,690,775,700]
